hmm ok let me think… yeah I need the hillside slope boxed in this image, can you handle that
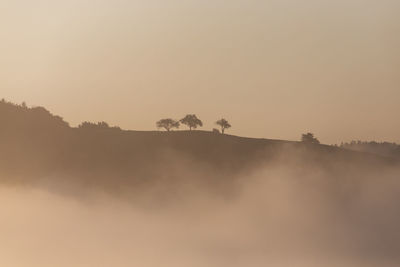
[0,100,398,196]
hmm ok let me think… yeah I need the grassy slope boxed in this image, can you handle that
[0,101,398,193]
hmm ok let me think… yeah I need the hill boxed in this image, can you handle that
[0,100,399,197]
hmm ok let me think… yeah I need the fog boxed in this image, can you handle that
[1,156,399,267]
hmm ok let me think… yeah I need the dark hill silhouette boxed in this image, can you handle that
[0,100,399,197]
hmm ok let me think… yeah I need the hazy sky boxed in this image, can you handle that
[1,0,399,144]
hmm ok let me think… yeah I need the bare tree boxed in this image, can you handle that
[301,132,320,144]
[216,118,231,134]
[156,119,180,132]
[180,114,203,131]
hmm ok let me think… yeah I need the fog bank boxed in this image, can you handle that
[1,161,399,267]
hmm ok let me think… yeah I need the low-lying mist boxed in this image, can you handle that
[1,152,400,267]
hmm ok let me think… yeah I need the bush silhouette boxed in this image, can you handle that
[301,133,320,144]
[78,121,120,130]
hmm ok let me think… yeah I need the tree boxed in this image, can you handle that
[180,114,203,131]
[156,118,180,132]
[301,132,320,144]
[216,118,231,134]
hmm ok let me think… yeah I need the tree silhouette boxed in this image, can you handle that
[301,133,320,144]
[156,118,180,131]
[180,114,203,131]
[216,118,231,134]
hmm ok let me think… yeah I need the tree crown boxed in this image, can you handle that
[156,118,180,131]
[180,114,203,130]
[216,118,231,129]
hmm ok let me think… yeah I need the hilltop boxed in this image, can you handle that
[0,100,398,196]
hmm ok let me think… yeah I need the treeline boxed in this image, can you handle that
[340,140,400,159]
[0,99,69,129]
[0,100,122,132]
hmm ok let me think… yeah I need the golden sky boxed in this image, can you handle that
[1,0,399,144]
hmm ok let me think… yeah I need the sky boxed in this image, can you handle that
[1,0,399,144]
